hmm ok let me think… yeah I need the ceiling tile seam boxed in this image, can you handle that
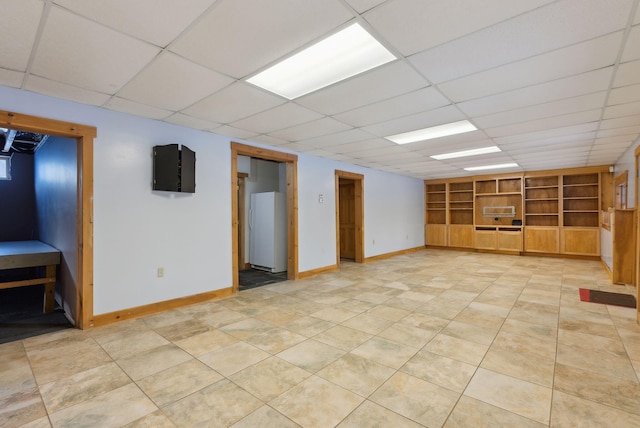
[21,0,54,90]
[589,0,640,159]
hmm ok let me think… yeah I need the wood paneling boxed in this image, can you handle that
[613,209,635,285]
[426,224,447,246]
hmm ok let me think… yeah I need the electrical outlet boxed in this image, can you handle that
[372,239,375,245]
[157,267,164,278]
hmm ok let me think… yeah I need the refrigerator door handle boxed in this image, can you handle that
[249,208,253,230]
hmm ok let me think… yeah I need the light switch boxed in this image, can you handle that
[319,194,324,203]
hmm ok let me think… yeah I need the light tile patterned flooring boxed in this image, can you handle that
[2,249,640,427]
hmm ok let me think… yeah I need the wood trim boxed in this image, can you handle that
[522,165,612,178]
[635,145,640,322]
[92,287,234,327]
[364,246,425,263]
[230,142,299,289]
[298,264,339,279]
[0,110,95,329]
[335,170,364,265]
[237,173,246,271]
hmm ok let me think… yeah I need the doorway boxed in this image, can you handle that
[231,142,298,293]
[0,110,95,329]
[335,170,364,265]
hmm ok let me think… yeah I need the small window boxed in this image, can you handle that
[0,155,10,180]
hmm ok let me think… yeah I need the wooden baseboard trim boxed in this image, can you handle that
[364,246,425,263]
[91,287,235,328]
[298,264,338,279]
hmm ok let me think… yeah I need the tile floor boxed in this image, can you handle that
[2,249,640,427]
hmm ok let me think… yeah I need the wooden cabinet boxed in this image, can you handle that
[449,225,474,248]
[474,227,522,251]
[561,228,599,256]
[426,224,447,246]
[612,209,635,284]
[425,167,607,257]
[524,227,559,253]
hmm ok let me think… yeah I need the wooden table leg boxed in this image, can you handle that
[44,265,56,313]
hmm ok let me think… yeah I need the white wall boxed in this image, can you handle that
[0,86,425,316]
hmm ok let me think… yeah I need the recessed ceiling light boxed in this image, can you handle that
[386,120,477,145]
[464,163,519,171]
[246,23,396,100]
[431,145,501,160]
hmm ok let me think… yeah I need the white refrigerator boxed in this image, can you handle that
[249,191,287,273]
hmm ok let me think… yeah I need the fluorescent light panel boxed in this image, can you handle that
[431,145,501,160]
[247,23,396,99]
[387,120,477,145]
[464,163,519,171]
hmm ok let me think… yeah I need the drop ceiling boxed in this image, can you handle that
[1,0,639,179]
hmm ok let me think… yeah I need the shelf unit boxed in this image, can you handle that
[425,182,447,246]
[562,173,600,227]
[424,166,609,257]
[524,176,559,227]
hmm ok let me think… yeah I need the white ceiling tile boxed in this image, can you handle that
[597,126,640,138]
[365,0,555,56]
[296,61,427,115]
[486,109,602,138]
[636,5,640,24]
[53,0,216,47]
[297,129,373,148]
[457,68,613,117]
[622,24,640,62]
[333,87,450,127]
[614,59,640,87]
[437,32,622,102]
[269,117,352,141]
[494,123,599,145]
[591,140,634,149]
[231,103,322,134]
[104,97,173,120]
[348,145,406,158]
[32,6,160,94]
[163,113,220,131]
[0,0,43,71]
[603,101,640,119]
[504,138,594,152]
[117,53,233,111]
[473,92,607,129]
[361,105,465,137]
[0,69,25,88]
[600,116,640,129]
[273,142,317,151]
[170,0,352,78]
[332,138,395,154]
[343,0,385,13]
[409,0,632,84]
[25,75,111,106]
[182,82,285,123]
[608,83,640,105]
[250,134,291,147]
[594,135,638,145]
[213,125,258,140]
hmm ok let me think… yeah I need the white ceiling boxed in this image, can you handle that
[1,0,639,179]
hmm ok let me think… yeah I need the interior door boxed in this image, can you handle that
[339,179,356,260]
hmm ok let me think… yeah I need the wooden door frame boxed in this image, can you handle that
[335,170,364,266]
[635,147,640,324]
[231,142,298,292]
[0,110,95,329]
[237,172,249,270]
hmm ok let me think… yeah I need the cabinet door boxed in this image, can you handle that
[475,230,497,249]
[426,224,447,246]
[498,231,522,251]
[524,227,559,253]
[448,225,474,248]
[561,228,599,256]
